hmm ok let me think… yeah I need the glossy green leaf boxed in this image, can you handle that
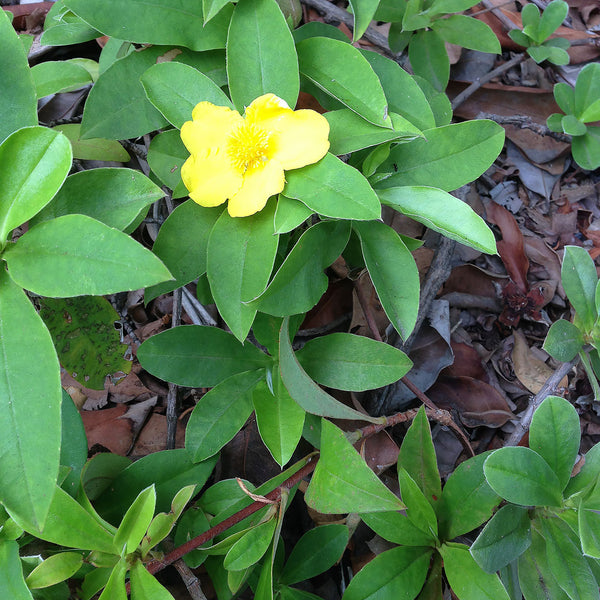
[431,15,501,54]
[4,215,172,297]
[530,396,580,491]
[0,127,72,244]
[227,0,299,110]
[343,546,431,600]
[141,62,232,129]
[130,559,174,600]
[576,64,600,122]
[293,21,352,44]
[579,507,600,559]
[542,517,600,600]
[361,50,435,131]
[114,485,156,555]
[353,220,419,340]
[279,318,379,422]
[274,195,313,234]
[408,30,449,92]
[296,332,412,392]
[59,391,88,497]
[51,123,130,162]
[186,370,264,462]
[484,447,563,507]
[26,552,83,589]
[0,270,61,531]
[297,37,391,128]
[173,506,212,568]
[39,296,131,390]
[572,126,600,171]
[279,587,323,600]
[305,420,405,514]
[562,114,587,136]
[360,511,434,546]
[375,120,505,192]
[207,201,279,341]
[203,0,232,23]
[145,202,221,303]
[138,325,269,387]
[31,61,92,98]
[412,74,452,126]
[438,451,501,541]
[283,153,381,220]
[81,453,131,502]
[543,319,584,362]
[65,0,231,50]
[32,168,163,231]
[398,467,438,539]
[398,407,441,509]
[253,376,305,467]
[41,3,101,46]
[79,46,169,140]
[0,541,34,600]
[224,515,277,571]
[252,220,351,317]
[441,543,511,600]
[94,449,218,525]
[562,245,598,332]
[98,558,127,600]
[378,185,497,254]
[0,10,36,142]
[347,0,380,40]
[538,0,569,42]
[470,505,531,573]
[280,524,349,585]
[147,129,188,197]
[554,82,575,114]
[565,443,600,498]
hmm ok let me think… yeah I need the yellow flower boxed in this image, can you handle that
[180,93,330,217]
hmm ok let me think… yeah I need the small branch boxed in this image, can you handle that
[479,0,520,31]
[166,287,182,450]
[181,287,217,327]
[504,358,576,446]
[354,280,383,343]
[162,540,208,600]
[451,53,527,111]
[476,112,571,143]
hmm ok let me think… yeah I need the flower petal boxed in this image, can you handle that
[245,93,291,126]
[181,102,243,155]
[181,150,243,208]
[227,160,285,217]
[268,109,330,170]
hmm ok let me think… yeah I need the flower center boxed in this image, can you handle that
[227,122,271,172]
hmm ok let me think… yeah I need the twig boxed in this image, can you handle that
[451,53,527,110]
[354,280,383,343]
[479,0,520,31]
[166,288,181,450]
[162,540,207,600]
[476,112,571,143]
[120,139,148,160]
[504,358,576,446]
[181,287,217,327]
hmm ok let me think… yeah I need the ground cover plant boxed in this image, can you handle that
[1,0,600,598]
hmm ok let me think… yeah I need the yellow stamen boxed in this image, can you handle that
[227,121,271,172]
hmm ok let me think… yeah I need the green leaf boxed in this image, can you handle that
[375,120,505,192]
[398,467,438,539]
[186,370,264,462]
[305,420,405,514]
[0,541,34,599]
[438,451,501,541]
[114,485,156,555]
[348,0,380,40]
[94,449,217,525]
[173,506,212,568]
[579,507,600,559]
[79,46,169,140]
[51,123,131,162]
[274,195,313,234]
[32,167,164,231]
[227,0,299,110]
[146,130,188,199]
[145,202,221,303]
[280,524,349,585]
[538,0,569,42]
[484,447,563,507]
[252,220,351,317]
[412,74,452,126]
[342,546,431,600]
[296,37,391,128]
[0,270,61,531]
[402,0,431,31]
[572,126,600,171]
[293,21,353,44]
[562,245,598,332]
[325,111,422,155]
[207,201,279,341]
[0,126,72,244]
[11,485,115,553]
[565,443,600,498]
[203,0,232,23]
[65,0,231,50]
[543,319,584,362]
[378,186,497,254]
[283,153,381,220]
[542,516,600,600]
[398,406,441,509]
[41,3,101,46]
[60,391,88,497]
[39,296,131,391]
[428,0,483,14]
[574,63,600,121]
[0,10,37,142]
[554,82,575,114]
[408,30,449,92]
[4,214,172,297]
[431,15,501,54]
[130,560,175,600]
[253,376,305,467]
[440,543,511,600]
[562,114,587,136]
[360,511,434,546]
[353,220,419,340]
[361,50,435,131]
[279,318,379,422]
[138,325,269,387]
[31,61,92,98]
[98,558,127,600]
[296,332,412,392]
[529,396,580,491]
[224,516,277,571]
[470,505,531,573]
[508,28,532,48]
[26,552,83,589]
[528,44,569,65]
[141,62,232,129]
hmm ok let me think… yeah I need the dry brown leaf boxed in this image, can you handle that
[512,330,558,394]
